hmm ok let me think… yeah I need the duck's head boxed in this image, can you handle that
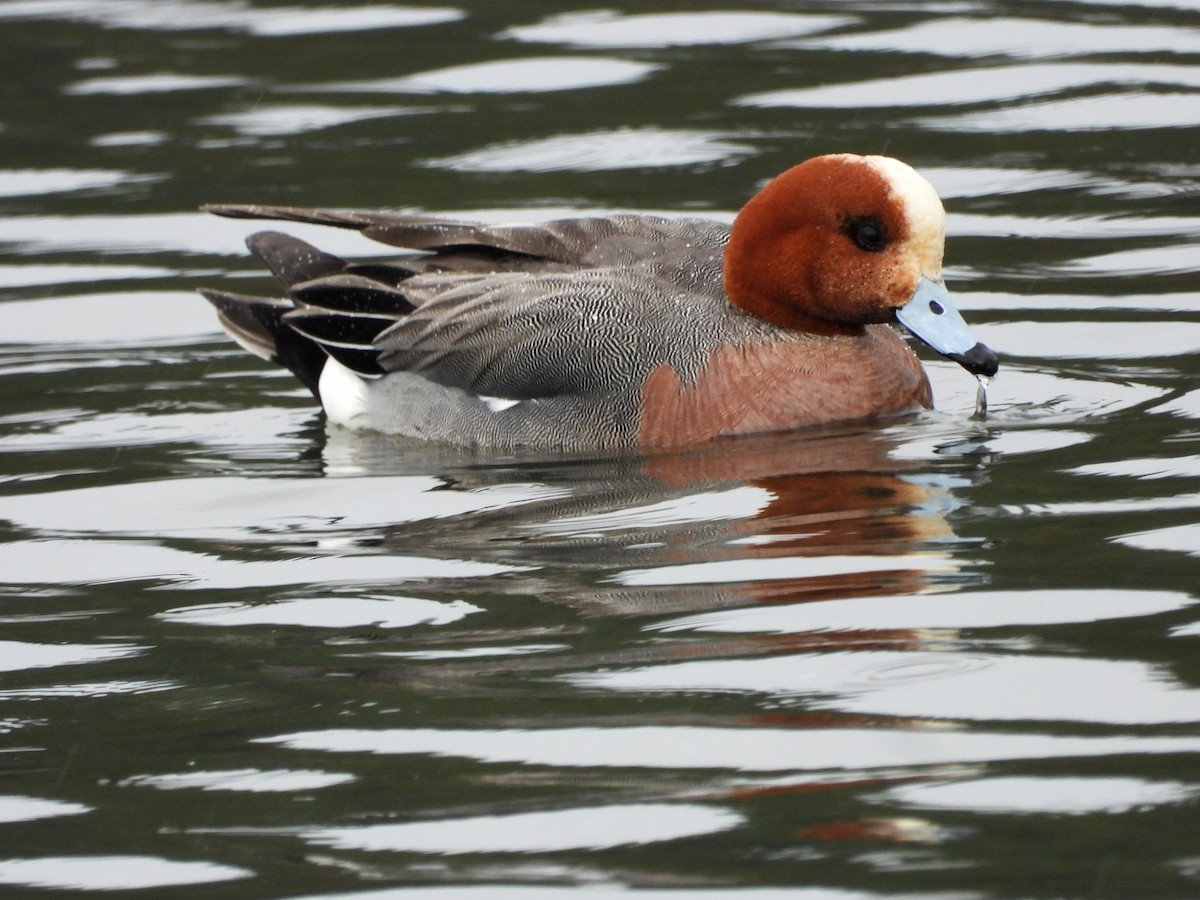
[724,153,998,378]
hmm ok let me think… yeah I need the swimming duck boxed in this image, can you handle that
[202,153,997,451]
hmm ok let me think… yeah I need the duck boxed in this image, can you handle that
[201,153,997,452]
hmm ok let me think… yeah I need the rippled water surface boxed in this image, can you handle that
[2,1,1200,896]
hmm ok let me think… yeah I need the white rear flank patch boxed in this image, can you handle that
[318,357,370,427]
[481,395,522,413]
[864,155,946,278]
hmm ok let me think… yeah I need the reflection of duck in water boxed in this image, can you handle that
[268,430,975,724]
[577,466,961,617]
[321,426,971,621]
[203,154,996,451]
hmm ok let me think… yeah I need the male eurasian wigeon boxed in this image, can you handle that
[202,153,997,451]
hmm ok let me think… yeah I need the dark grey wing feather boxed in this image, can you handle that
[205,204,578,259]
[289,275,414,315]
[245,230,347,286]
[206,204,724,267]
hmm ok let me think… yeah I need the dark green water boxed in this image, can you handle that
[2,1,1200,897]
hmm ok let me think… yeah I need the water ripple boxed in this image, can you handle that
[198,104,421,136]
[0,1,463,34]
[0,796,90,823]
[121,768,355,792]
[0,856,252,891]
[157,595,481,629]
[793,16,1200,58]
[300,803,743,854]
[882,776,1197,815]
[502,11,851,48]
[0,168,158,198]
[737,63,1200,109]
[423,128,755,173]
[65,73,251,96]
[572,652,1200,725]
[260,725,1200,771]
[653,589,1194,634]
[310,57,660,95]
[921,92,1200,132]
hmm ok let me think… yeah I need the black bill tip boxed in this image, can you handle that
[949,342,999,378]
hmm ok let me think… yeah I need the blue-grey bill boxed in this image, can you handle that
[896,278,999,377]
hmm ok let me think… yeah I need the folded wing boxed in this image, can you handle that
[202,206,732,402]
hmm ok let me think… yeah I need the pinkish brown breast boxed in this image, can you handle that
[637,324,932,448]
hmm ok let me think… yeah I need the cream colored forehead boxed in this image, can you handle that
[862,155,945,275]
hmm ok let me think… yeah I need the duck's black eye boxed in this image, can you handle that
[845,216,888,253]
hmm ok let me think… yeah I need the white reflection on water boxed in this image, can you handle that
[260,725,1200,771]
[653,589,1194,634]
[959,292,1200,313]
[923,93,1200,133]
[1152,388,1200,418]
[0,476,567,540]
[737,63,1200,109]
[1000,492,1200,519]
[0,409,312,453]
[0,640,143,673]
[423,128,754,173]
[0,539,519,589]
[892,430,1091,462]
[0,263,173,287]
[982,322,1200,360]
[294,890,891,900]
[928,167,1172,200]
[121,768,354,792]
[1060,243,1200,277]
[158,595,480,629]
[0,168,157,197]
[236,4,462,36]
[525,486,772,536]
[948,211,1200,239]
[613,554,955,587]
[198,104,420,136]
[1070,456,1200,480]
[0,681,175,699]
[1085,0,1200,6]
[0,211,384,256]
[1117,523,1200,559]
[0,1,463,34]
[0,855,252,891]
[0,796,90,823]
[313,57,659,94]
[501,10,851,47]
[0,292,219,344]
[294,891,889,900]
[794,17,1200,58]
[570,652,1200,725]
[90,130,168,148]
[375,644,567,660]
[881,776,1197,815]
[65,73,251,96]
[301,803,742,854]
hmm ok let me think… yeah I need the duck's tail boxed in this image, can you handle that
[200,288,328,398]
[200,230,414,399]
